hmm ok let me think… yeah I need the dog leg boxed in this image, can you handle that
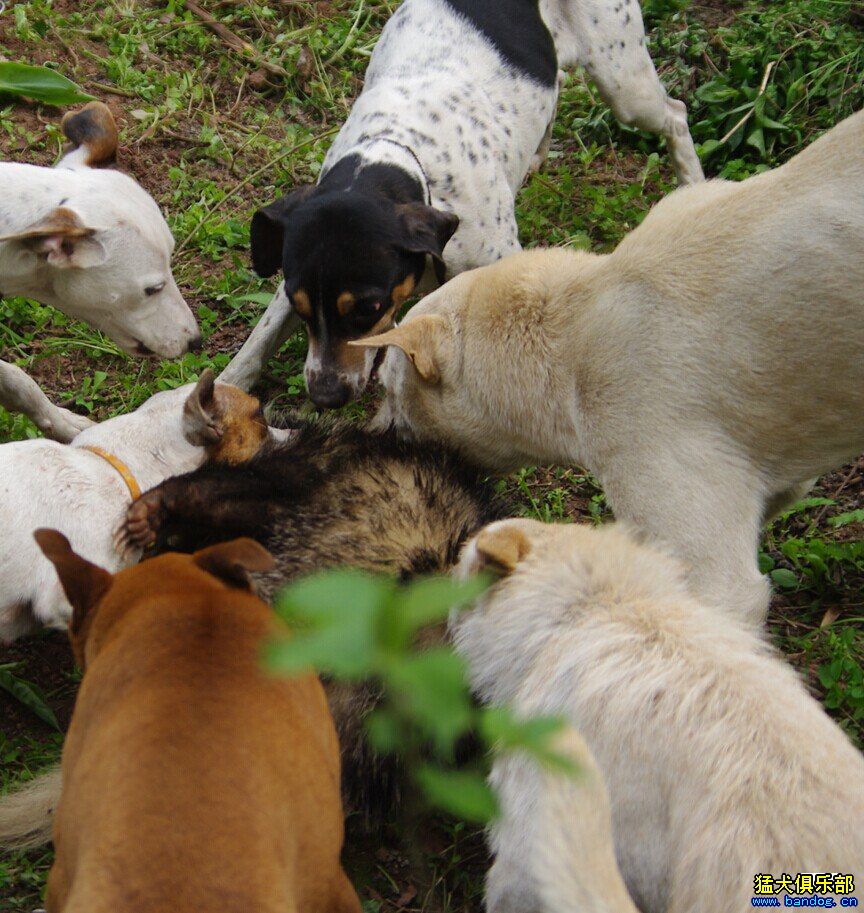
[219,283,299,391]
[0,360,94,442]
[601,451,770,624]
[529,72,562,174]
[122,470,279,553]
[763,478,817,524]
[485,755,545,913]
[569,0,704,185]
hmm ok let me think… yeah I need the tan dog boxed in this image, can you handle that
[28,531,361,913]
[453,519,864,913]
[358,109,864,623]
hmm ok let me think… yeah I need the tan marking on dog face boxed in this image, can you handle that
[392,275,416,309]
[367,301,400,337]
[330,338,371,376]
[292,288,312,319]
[209,386,269,465]
[336,291,356,317]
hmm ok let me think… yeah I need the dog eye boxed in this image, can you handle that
[355,298,382,316]
[145,282,166,297]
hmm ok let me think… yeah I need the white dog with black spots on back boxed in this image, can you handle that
[0,102,200,441]
[222,0,702,403]
[453,518,864,913]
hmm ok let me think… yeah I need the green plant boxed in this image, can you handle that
[266,569,574,824]
[819,626,864,723]
[0,664,60,730]
[0,62,93,105]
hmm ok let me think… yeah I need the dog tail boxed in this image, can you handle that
[0,764,61,850]
[532,728,638,913]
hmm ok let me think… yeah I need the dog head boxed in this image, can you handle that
[73,370,275,468]
[0,102,200,357]
[450,518,693,703]
[250,182,458,408]
[357,249,598,471]
[34,530,274,669]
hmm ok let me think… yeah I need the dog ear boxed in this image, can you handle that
[349,315,449,384]
[396,203,459,285]
[33,529,113,634]
[60,101,119,168]
[250,185,317,278]
[472,524,532,575]
[182,369,223,445]
[193,538,275,589]
[0,207,106,269]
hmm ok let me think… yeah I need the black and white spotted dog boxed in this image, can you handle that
[224,0,704,407]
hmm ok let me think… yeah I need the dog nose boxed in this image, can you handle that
[188,333,204,353]
[308,373,352,409]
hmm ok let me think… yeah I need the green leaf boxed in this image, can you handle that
[268,570,393,678]
[380,573,492,651]
[480,707,574,772]
[746,126,766,158]
[695,82,739,104]
[416,766,498,823]
[385,649,473,748]
[365,709,404,753]
[0,667,60,730]
[829,510,864,529]
[0,62,93,105]
[770,568,799,589]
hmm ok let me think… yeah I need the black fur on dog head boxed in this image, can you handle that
[250,157,459,409]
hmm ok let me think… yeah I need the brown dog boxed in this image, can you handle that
[34,530,361,913]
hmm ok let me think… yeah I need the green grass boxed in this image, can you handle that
[1,0,863,908]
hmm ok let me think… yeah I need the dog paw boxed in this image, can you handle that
[121,491,165,553]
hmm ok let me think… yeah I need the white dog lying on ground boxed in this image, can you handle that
[0,102,200,442]
[453,519,864,913]
[0,371,281,643]
[360,109,864,623]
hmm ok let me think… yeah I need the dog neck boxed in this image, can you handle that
[319,144,429,206]
[71,396,205,495]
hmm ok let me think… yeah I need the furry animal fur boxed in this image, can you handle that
[452,518,864,913]
[0,370,278,642]
[29,532,360,913]
[521,727,638,913]
[362,109,864,623]
[0,102,199,441]
[120,418,508,821]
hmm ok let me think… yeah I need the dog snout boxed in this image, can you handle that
[187,333,204,353]
[307,371,353,409]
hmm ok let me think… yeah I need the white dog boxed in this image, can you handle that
[359,109,864,622]
[0,371,280,642]
[0,102,200,442]
[453,518,864,913]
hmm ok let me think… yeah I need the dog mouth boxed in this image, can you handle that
[134,341,156,356]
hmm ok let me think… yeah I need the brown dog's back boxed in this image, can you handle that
[37,538,360,913]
